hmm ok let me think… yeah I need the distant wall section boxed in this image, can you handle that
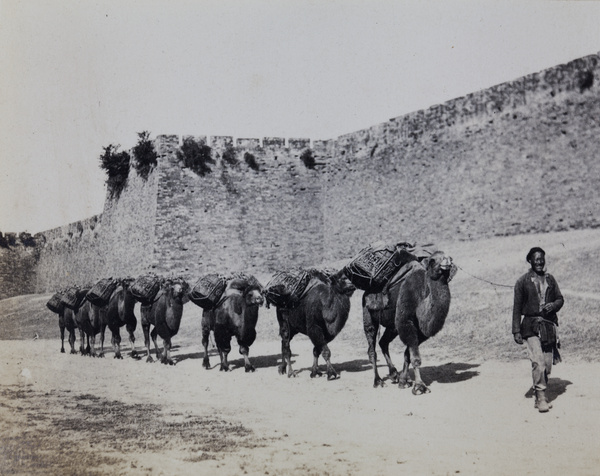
[321,53,600,258]
[152,135,324,280]
[33,160,159,293]
[0,233,39,300]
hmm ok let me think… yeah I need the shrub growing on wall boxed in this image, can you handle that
[244,152,260,171]
[99,144,131,199]
[18,232,36,247]
[177,137,214,176]
[221,144,238,167]
[300,148,316,169]
[132,131,158,179]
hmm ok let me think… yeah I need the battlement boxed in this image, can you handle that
[337,53,599,151]
[158,135,316,152]
[0,231,40,249]
[37,215,101,249]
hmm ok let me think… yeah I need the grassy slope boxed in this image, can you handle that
[2,229,599,362]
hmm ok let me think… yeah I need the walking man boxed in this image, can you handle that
[512,247,564,413]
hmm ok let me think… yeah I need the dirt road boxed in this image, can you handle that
[1,336,599,476]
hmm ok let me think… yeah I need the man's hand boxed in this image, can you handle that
[541,303,554,315]
[513,332,523,345]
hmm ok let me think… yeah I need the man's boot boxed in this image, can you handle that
[535,390,550,413]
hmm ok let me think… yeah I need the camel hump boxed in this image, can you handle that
[386,260,423,290]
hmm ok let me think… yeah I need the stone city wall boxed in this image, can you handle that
[1,53,598,297]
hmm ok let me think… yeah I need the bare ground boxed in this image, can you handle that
[1,337,600,476]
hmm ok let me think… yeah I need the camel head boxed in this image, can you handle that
[423,251,456,282]
[228,273,265,307]
[120,276,135,289]
[331,269,357,297]
[244,284,265,307]
[165,277,189,302]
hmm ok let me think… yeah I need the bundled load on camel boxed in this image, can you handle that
[46,291,65,314]
[264,268,314,309]
[130,274,161,305]
[188,273,228,310]
[344,241,439,293]
[60,285,87,310]
[86,277,118,307]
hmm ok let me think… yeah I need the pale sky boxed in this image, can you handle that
[1,0,599,234]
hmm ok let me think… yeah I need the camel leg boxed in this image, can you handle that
[84,333,91,356]
[363,305,384,387]
[307,325,335,379]
[161,337,175,365]
[310,345,323,378]
[238,328,257,373]
[68,328,77,354]
[321,344,339,381]
[126,319,138,358]
[277,311,297,377]
[150,328,162,361]
[214,325,231,371]
[397,314,423,390]
[218,348,230,371]
[409,345,430,395]
[97,326,106,358]
[111,327,123,360]
[281,336,296,378]
[239,343,255,373]
[60,324,66,353]
[379,327,400,383]
[78,328,86,355]
[89,334,97,357]
[142,324,154,363]
[398,347,414,389]
[201,311,212,369]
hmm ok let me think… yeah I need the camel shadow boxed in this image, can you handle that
[178,351,283,371]
[524,377,572,403]
[226,354,284,371]
[419,362,481,385]
[175,351,204,363]
[292,358,372,377]
[334,359,372,373]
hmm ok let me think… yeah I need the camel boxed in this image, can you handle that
[277,269,356,380]
[73,289,109,357]
[46,292,77,354]
[105,277,138,359]
[141,278,189,365]
[363,251,454,394]
[201,274,264,372]
[59,305,78,354]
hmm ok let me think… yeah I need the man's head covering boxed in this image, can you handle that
[526,247,546,263]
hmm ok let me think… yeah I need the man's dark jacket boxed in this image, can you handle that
[512,270,564,338]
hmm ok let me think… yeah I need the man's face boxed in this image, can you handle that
[531,251,545,275]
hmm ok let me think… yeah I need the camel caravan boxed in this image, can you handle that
[46,241,456,394]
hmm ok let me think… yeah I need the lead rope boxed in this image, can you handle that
[454,263,514,289]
